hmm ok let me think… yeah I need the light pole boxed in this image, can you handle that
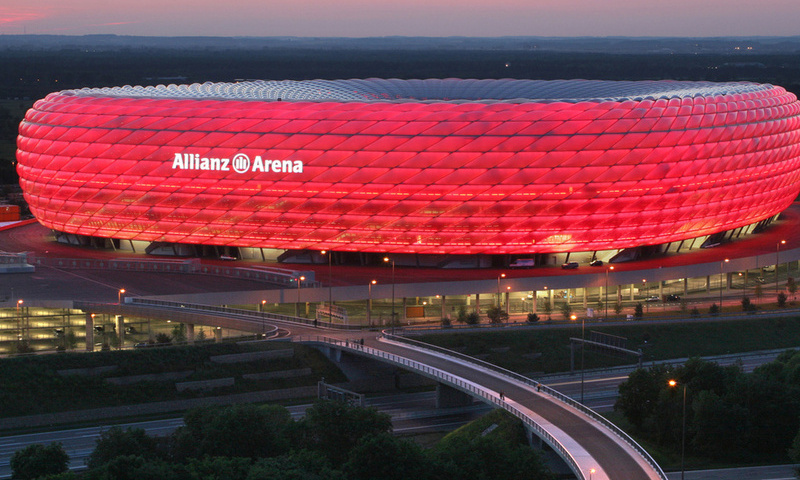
[605,266,614,319]
[668,379,687,480]
[383,257,395,325]
[322,250,332,326]
[367,279,377,327]
[719,258,729,310]
[642,279,648,313]
[589,468,596,480]
[16,299,23,343]
[506,286,511,315]
[777,239,786,296]
[118,288,125,304]
[497,273,506,309]
[571,313,586,403]
[295,275,305,317]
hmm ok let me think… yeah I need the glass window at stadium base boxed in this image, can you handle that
[15,78,800,259]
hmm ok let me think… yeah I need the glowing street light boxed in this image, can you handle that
[383,257,395,325]
[605,266,614,319]
[719,258,729,310]
[777,239,786,296]
[118,288,125,304]
[571,313,587,403]
[589,468,596,480]
[367,279,377,327]
[668,379,687,480]
[497,273,506,308]
[295,275,305,317]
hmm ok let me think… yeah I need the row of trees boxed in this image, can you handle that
[615,351,800,463]
[11,401,553,480]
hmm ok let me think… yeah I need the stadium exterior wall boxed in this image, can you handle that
[16,79,800,255]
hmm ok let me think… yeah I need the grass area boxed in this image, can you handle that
[0,341,346,418]
[415,315,800,375]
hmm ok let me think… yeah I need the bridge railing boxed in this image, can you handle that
[122,298,363,330]
[295,334,586,480]
[382,332,668,480]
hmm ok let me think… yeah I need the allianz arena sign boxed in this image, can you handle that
[172,153,304,174]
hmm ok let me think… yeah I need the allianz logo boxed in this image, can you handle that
[171,153,304,174]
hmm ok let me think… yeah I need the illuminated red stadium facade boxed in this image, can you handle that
[16,79,800,255]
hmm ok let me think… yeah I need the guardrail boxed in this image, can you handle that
[295,334,586,480]
[124,298,363,330]
[382,333,668,480]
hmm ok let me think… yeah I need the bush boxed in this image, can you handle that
[741,296,757,313]
[634,303,643,319]
[441,316,451,328]
[690,307,701,317]
[154,333,172,345]
[465,311,480,325]
[486,305,509,324]
[526,312,539,323]
[10,443,69,480]
[709,303,720,316]
[777,291,788,308]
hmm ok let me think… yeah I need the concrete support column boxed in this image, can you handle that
[683,278,689,296]
[582,288,587,309]
[401,298,407,321]
[726,272,732,290]
[505,291,510,314]
[440,295,446,320]
[549,289,554,309]
[187,323,195,344]
[706,275,711,293]
[476,294,480,314]
[85,313,94,352]
[617,287,622,305]
[532,292,537,314]
[115,315,124,347]
[659,281,664,298]
[630,284,635,301]
[214,327,223,342]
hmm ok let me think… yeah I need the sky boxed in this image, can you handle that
[1,1,800,38]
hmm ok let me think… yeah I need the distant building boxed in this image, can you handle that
[15,79,800,260]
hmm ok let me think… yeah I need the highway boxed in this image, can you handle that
[0,391,491,479]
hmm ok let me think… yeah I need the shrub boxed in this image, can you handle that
[526,312,539,323]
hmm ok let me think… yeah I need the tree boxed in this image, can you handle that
[615,366,668,429]
[171,323,187,343]
[559,302,572,321]
[294,400,392,466]
[634,303,644,319]
[441,316,451,328]
[87,427,159,469]
[10,443,69,480]
[777,291,788,308]
[465,311,480,325]
[614,302,623,315]
[343,433,431,480]
[486,305,509,324]
[154,332,172,344]
[172,404,292,460]
[787,277,797,301]
[709,303,720,316]
[526,312,539,323]
[741,296,756,313]
[690,307,700,317]
[542,301,552,320]
[248,450,344,480]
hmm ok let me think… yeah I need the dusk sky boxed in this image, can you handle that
[1,1,799,37]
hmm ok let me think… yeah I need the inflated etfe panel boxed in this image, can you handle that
[16,79,800,254]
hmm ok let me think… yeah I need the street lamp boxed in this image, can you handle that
[16,299,23,342]
[605,266,614,319]
[322,250,332,326]
[367,280,377,327]
[642,279,648,313]
[383,257,395,325]
[589,468,596,480]
[295,275,305,317]
[668,379,687,480]
[497,273,506,308]
[777,239,786,296]
[118,288,125,304]
[719,258,729,310]
[571,313,586,404]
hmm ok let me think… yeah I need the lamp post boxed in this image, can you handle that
[605,266,614,319]
[295,275,305,317]
[118,288,125,304]
[668,379,687,480]
[367,280,377,327]
[589,468,596,480]
[571,313,586,403]
[16,299,23,342]
[777,239,786,296]
[642,278,648,312]
[322,250,332,326]
[506,286,511,315]
[719,258,729,311]
[497,273,506,309]
[383,257,395,325]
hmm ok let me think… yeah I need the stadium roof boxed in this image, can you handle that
[65,78,773,104]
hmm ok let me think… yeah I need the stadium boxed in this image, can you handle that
[15,78,800,265]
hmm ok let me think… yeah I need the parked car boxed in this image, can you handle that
[561,262,579,269]
[589,260,603,267]
[220,255,237,261]
[645,295,660,302]
[510,258,536,268]
[665,294,681,302]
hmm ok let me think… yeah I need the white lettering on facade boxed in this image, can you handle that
[171,153,303,174]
